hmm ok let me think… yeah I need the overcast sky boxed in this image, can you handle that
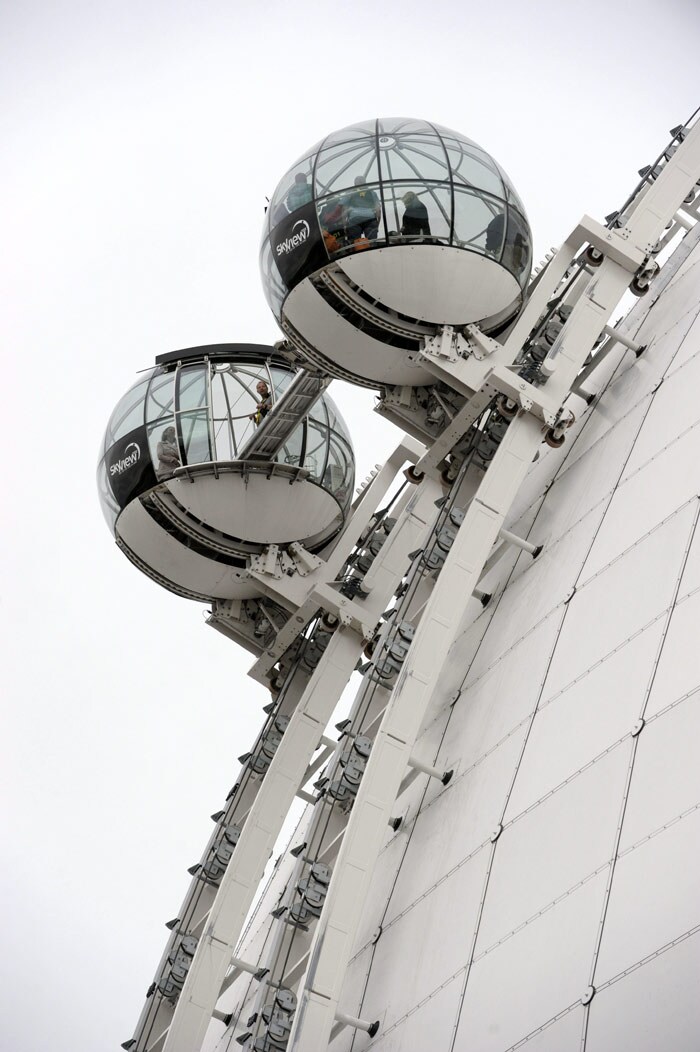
[2,2,698,1050]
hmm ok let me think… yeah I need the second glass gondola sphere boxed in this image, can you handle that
[260,118,532,388]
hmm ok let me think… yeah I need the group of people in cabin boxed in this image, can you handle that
[285,173,432,253]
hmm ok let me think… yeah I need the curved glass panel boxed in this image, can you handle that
[453,188,505,250]
[98,352,355,529]
[102,371,153,453]
[260,117,532,318]
[315,140,380,197]
[383,182,451,243]
[504,209,532,286]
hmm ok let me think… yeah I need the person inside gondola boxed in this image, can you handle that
[250,379,272,425]
[401,191,431,237]
[285,172,313,213]
[319,196,347,252]
[344,176,380,245]
[156,425,180,477]
[485,212,506,256]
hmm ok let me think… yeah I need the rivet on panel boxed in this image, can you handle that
[490,824,503,843]
[582,985,596,1005]
[631,718,646,737]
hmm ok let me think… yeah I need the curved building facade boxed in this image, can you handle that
[321,226,700,1051]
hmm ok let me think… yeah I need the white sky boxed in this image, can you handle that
[2,2,697,1050]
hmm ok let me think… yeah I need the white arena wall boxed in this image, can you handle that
[321,227,700,1052]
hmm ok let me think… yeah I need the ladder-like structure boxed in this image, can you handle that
[241,369,331,462]
[122,113,700,1052]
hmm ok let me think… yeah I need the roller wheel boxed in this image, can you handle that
[630,275,650,297]
[545,429,566,448]
[585,246,603,267]
[496,395,518,419]
[404,465,425,485]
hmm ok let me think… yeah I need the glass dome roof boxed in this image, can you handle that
[260,117,532,320]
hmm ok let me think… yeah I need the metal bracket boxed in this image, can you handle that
[463,323,503,360]
[487,365,560,425]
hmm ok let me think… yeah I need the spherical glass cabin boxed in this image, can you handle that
[260,118,533,389]
[97,345,354,602]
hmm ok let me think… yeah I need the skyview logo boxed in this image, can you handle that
[110,442,141,476]
[276,218,310,257]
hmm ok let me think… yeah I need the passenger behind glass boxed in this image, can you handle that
[485,212,506,256]
[250,380,272,426]
[156,425,180,477]
[401,191,431,237]
[286,173,313,213]
[344,176,380,246]
[319,196,347,253]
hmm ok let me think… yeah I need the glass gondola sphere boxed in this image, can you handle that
[260,118,532,388]
[97,345,354,602]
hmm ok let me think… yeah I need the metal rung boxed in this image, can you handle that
[241,370,331,462]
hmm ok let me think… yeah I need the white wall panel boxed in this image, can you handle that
[635,263,700,350]
[527,400,649,545]
[644,591,700,717]
[622,348,700,475]
[582,463,697,583]
[560,366,646,472]
[663,307,700,373]
[677,526,700,599]
[618,694,700,850]
[455,871,608,1052]
[483,513,607,653]
[544,505,693,698]
[586,930,700,1052]
[385,731,522,922]
[362,849,490,1035]
[507,622,663,816]
[447,613,561,774]
[515,1006,584,1052]
[477,746,628,952]
[356,975,462,1052]
[352,821,412,956]
[594,808,700,984]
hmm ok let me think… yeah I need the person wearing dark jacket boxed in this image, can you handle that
[249,380,272,426]
[344,176,381,242]
[401,191,431,236]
